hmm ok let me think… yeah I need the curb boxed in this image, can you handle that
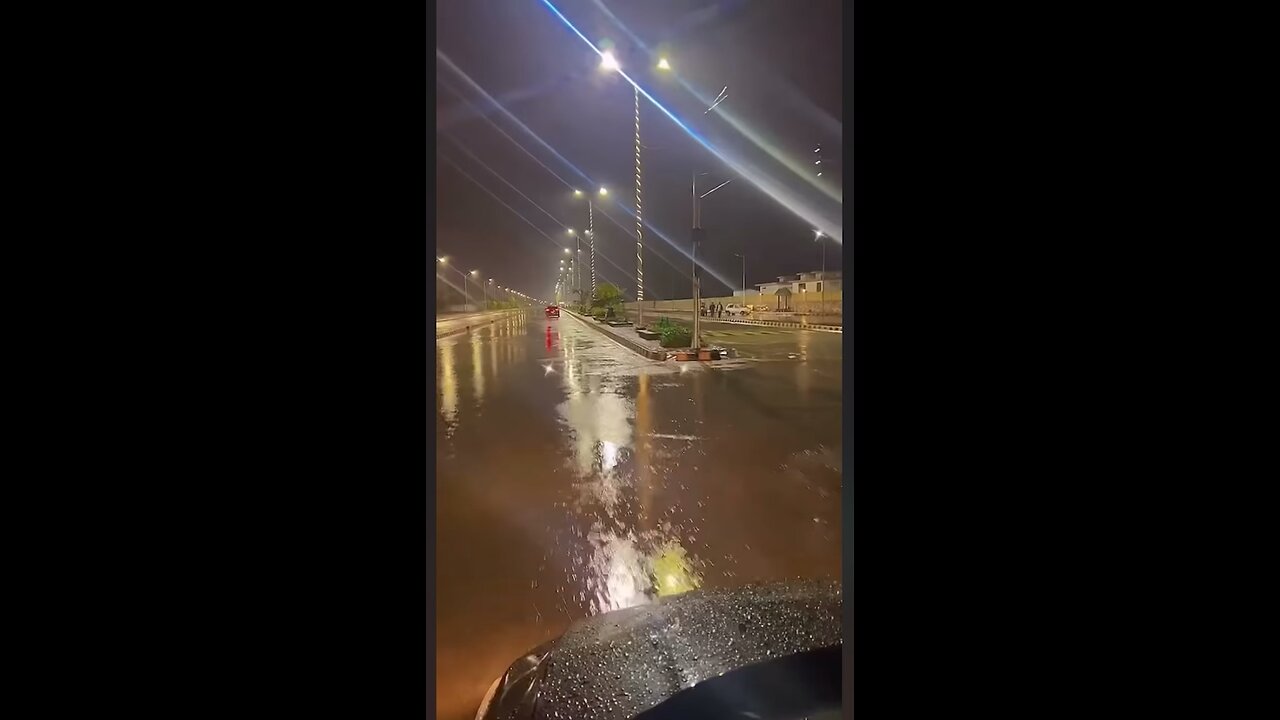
[434,309,522,340]
[563,310,668,360]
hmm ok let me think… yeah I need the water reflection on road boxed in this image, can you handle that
[434,311,840,720]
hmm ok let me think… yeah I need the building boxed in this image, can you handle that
[748,271,842,311]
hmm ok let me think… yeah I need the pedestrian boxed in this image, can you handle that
[717,302,724,318]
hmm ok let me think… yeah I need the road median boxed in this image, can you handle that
[563,310,669,360]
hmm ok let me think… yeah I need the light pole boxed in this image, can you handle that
[600,51,671,330]
[437,257,474,311]
[733,252,746,304]
[573,187,606,301]
[691,172,733,348]
[815,230,826,316]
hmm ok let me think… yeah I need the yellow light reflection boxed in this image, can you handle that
[651,541,702,597]
[472,334,485,404]
[439,340,458,430]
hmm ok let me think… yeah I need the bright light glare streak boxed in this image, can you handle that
[439,79,576,190]
[570,0,842,213]
[536,0,841,242]
[589,201,697,282]
[440,46,704,270]
[587,0,648,56]
[443,135,570,232]
[438,49,602,193]
[592,202,738,291]
[436,272,467,298]
[441,156,564,250]
[681,74,841,206]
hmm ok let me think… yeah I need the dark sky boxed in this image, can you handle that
[436,0,842,303]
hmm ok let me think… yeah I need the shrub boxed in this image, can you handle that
[659,325,692,348]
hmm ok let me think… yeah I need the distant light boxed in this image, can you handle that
[573,189,583,197]
[657,57,671,70]
[600,51,620,72]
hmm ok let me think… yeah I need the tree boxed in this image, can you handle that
[591,282,623,310]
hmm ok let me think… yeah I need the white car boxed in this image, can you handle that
[723,303,752,317]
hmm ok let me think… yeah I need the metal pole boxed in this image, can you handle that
[589,201,596,298]
[691,172,699,348]
[634,84,645,329]
[821,239,826,316]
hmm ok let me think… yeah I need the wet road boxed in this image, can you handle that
[435,309,843,720]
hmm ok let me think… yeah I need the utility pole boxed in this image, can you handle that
[733,253,746,303]
[692,172,701,349]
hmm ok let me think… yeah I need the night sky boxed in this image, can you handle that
[436,0,842,303]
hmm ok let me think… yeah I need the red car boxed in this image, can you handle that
[545,305,560,318]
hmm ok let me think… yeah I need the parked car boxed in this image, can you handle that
[545,305,560,318]
[724,303,752,317]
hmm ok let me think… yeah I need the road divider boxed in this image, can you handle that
[563,309,668,360]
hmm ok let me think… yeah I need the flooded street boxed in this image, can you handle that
[434,310,843,720]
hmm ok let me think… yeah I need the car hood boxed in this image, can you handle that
[478,579,842,720]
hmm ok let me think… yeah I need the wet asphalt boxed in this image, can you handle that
[434,309,843,720]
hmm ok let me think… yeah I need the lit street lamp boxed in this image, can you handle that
[597,50,672,330]
[437,256,474,310]
[573,187,607,299]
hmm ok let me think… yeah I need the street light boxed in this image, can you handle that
[437,257,473,310]
[573,188,608,298]
[657,57,671,70]
[598,50,648,329]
